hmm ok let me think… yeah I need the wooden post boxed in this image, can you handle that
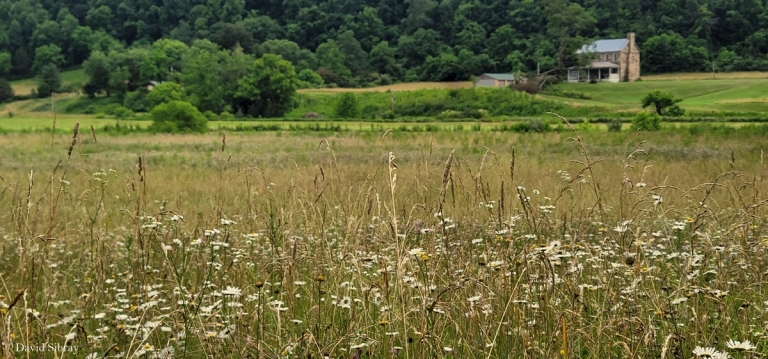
[50,92,56,147]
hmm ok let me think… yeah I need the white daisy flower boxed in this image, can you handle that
[221,286,242,297]
[693,347,718,357]
[726,339,756,351]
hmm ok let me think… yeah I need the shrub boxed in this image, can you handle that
[113,106,134,119]
[542,87,592,100]
[297,69,324,87]
[334,92,360,118]
[437,110,462,119]
[103,103,123,115]
[631,111,662,131]
[361,104,380,119]
[219,111,234,121]
[150,100,208,133]
[203,110,217,121]
[146,82,183,108]
[666,105,685,117]
[641,90,683,116]
[607,119,623,132]
[124,91,149,112]
[0,78,15,103]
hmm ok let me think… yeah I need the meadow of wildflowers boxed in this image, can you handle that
[0,125,766,358]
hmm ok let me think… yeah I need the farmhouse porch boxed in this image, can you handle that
[567,61,620,82]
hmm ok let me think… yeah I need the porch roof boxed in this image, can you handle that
[569,61,620,69]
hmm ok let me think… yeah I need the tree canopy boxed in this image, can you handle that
[1,0,767,84]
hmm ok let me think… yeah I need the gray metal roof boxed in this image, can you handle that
[481,73,516,80]
[577,39,629,54]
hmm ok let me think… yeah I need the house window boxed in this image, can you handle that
[611,68,618,74]
[613,53,619,61]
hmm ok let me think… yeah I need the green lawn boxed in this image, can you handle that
[545,79,768,113]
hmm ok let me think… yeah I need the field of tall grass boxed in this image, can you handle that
[0,121,766,358]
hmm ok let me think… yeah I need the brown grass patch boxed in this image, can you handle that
[298,81,473,93]
[642,71,768,81]
[717,97,768,104]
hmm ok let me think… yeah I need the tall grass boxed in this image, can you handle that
[0,126,766,358]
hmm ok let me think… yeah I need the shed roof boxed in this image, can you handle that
[480,73,516,80]
[577,39,629,54]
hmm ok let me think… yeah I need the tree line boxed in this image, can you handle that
[2,0,768,90]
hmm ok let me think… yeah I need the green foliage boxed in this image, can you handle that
[334,92,361,118]
[37,64,62,98]
[0,79,14,103]
[542,86,592,99]
[235,54,299,117]
[316,40,352,85]
[219,111,235,121]
[642,33,709,73]
[83,51,111,97]
[297,69,324,87]
[112,106,134,119]
[183,48,226,113]
[8,0,768,95]
[141,39,189,82]
[607,119,623,132]
[631,111,662,131]
[146,82,184,108]
[202,110,218,121]
[150,100,208,133]
[0,52,11,77]
[369,41,402,80]
[286,87,579,119]
[666,105,685,117]
[123,91,149,112]
[32,45,65,74]
[641,90,683,116]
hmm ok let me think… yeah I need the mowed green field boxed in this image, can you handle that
[543,78,768,113]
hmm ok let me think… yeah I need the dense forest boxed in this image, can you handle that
[1,0,767,116]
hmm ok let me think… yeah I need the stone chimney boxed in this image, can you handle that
[627,32,636,48]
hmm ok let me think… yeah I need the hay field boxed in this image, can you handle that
[298,81,473,93]
[0,127,766,359]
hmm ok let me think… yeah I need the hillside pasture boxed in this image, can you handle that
[547,78,768,113]
[8,68,88,96]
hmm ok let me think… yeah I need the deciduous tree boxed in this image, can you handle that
[235,54,298,117]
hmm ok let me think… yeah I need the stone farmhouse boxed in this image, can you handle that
[568,33,640,82]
